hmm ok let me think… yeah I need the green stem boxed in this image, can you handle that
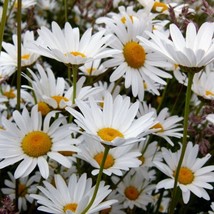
[81,145,110,214]
[72,64,78,104]
[15,1,22,211]
[169,72,194,214]
[64,0,68,22]
[0,0,9,52]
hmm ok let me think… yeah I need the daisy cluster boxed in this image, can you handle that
[0,0,213,213]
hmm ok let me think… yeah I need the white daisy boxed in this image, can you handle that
[77,138,141,176]
[151,107,183,146]
[28,21,114,65]
[66,93,155,147]
[97,14,171,99]
[192,66,214,100]
[138,22,214,69]
[0,105,79,179]
[154,142,214,204]
[1,172,40,211]
[112,170,155,210]
[30,173,117,214]
[0,31,39,72]
[13,0,36,10]
[79,59,107,76]
[23,64,103,112]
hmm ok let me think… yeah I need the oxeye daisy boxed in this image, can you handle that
[23,64,103,112]
[1,172,40,211]
[150,107,183,146]
[79,59,107,76]
[0,31,39,73]
[138,22,214,71]
[209,202,214,214]
[97,15,171,99]
[112,170,155,210]
[0,105,79,179]
[77,139,141,176]
[28,21,114,65]
[66,93,155,147]
[192,68,214,100]
[30,173,117,214]
[154,142,214,204]
[13,0,36,10]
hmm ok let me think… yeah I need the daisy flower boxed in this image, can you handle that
[77,139,141,176]
[151,107,183,146]
[0,105,79,179]
[66,93,155,147]
[28,21,114,65]
[112,170,155,210]
[138,22,214,70]
[79,59,107,76]
[37,0,57,10]
[97,14,171,99]
[192,67,214,100]
[23,64,103,112]
[1,172,40,211]
[30,173,117,214]
[154,142,214,204]
[0,31,39,73]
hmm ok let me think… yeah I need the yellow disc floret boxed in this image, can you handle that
[175,167,194,185]
[22,131,52,157]
[3,89,16,99]
[70,51,86,58]
[151,123,164,132]
[206,90,214,97]
[21,54,30,60]
[123,41,146,69]
[124,186,139,200]
[94,152,114,169]
[97,128,124,142]
[38,101,51,116]
[51,95,69,108]
[152,2,168,13]
[63,203,78,212]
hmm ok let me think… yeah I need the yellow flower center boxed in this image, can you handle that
[152,123,164,132]
[70,51,86,58]
[22,131,52,157]
[94,152,114,169]
[206,90,214,97]
[38,101,51,116]
[51,95,69,108]
[175,167,194,185]
[18,183,27,197]
[121,15,134,24]
[21,54,30,60]
[63,203,78,212]
[139,155,145,165]
[97,128,124,142]
[3,89,16,99]
[152,2,168,13]
[86,68,96,75]
[123,41,146,69]
[124,186,139,200]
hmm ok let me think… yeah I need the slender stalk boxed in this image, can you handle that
[81,145,110,214]
[169,72,194,214]
[0,0,9,52]
[72,64,78,104]
[15,0,22,211]
[64,0,68,22]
